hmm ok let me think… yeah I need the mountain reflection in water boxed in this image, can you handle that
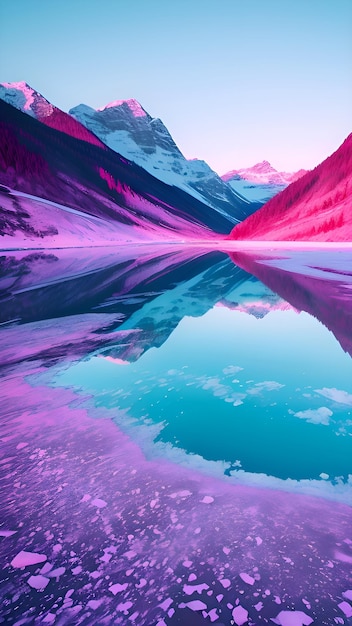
[0,244,351,626]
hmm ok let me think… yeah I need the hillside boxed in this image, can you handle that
[228,134,352,241]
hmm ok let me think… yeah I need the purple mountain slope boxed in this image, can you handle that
[0,82,259,223]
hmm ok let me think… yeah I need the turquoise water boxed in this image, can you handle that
[54,254,352,498]
[1,247,352,625]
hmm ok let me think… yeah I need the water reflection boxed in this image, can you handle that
[0,245,352,626]
[22,246,349,501]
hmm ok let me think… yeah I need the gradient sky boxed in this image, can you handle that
[1,0,351,174]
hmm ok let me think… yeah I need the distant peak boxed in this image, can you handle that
[97,98,147,118]
[250,161,276,173]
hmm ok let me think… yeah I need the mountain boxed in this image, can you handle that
[0,82,258,223]
[69,100,260,220]
[0,81,105,148]
[0,98,238,249]
[69,100,259,221]
[222,161,306,203]
[228,134,352,241]
[0,246,286,366]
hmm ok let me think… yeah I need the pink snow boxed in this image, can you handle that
[97,98,147,117]
[2,81,35,110]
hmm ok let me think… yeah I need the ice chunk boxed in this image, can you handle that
[239,572,255,585]
[117,601,133,611]
[11,550,47,568]
[159,598,173,611]
[272,610,314,626]
[91,498,107,508]
[207,608,219,622]
[40,562,53,575]
[170,490,192,499]
[201,496,214,504]
[109,582,128,595]
[232,605,248,625]
[87,599,103,610]
[342,590,352,601]
[184,600,207,611]
[48,567,65,578]
[27,575,50,590]
[16,442,28,450]
[338,602,352,618]
[183,583,209,595]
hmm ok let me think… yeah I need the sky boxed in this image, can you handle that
[0,0,351,174]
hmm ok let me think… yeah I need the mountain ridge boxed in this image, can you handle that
[0,82,258,222]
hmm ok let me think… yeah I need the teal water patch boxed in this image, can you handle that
[54,304,352,501]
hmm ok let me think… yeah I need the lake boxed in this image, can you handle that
[0,244,351,626]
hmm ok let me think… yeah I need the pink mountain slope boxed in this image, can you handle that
[228,134,352,241]
[0,82,105,148]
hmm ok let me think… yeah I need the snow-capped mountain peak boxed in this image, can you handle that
[0,82,105,147]
[69,97,255,221]
[97,98,147,118]
[0,81,54,117]
[249,160,274,173]
[222,161,300,185]
[221,161,307,203]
